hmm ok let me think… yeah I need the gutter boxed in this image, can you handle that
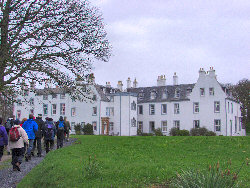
[225,98,227,136]
[120,94,122,136]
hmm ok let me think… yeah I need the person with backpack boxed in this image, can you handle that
[22,114,38,161]
[0,117,8,161]
[31,114,44,157]
[9,119,28,171]
[5,117,14,155]
[64,116,71,142]
[44,118,56,153]
[55,116,66,149]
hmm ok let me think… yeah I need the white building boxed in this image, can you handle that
[13,68,246,136]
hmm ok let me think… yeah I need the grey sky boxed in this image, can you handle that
[91,0,250,87]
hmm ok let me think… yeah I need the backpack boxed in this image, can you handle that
[5,120,12,130]
[58,120,64,130]
[45,123,54,139]
[9,127,21,142]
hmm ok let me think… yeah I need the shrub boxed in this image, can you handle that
[154,128,163,136]
[190,127,209,136]
[74,123,82,135]
[169,127,178,136]
[141,133,154,136]
[137,129,143,136]
[82,123,94,135]
[177,130,189,136]
[205,131,217,136]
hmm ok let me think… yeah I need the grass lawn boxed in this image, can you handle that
[18,136,250,187]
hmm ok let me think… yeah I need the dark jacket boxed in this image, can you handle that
[34,118,45,138]
[22,119,38,139]
[0,125,8,146]
[44,121,56,141]
[55,120,66,139]
[64,121,71,133]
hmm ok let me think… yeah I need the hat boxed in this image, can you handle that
[14,119,20,125]
[38,114,42,118]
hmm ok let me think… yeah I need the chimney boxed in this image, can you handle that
[208,67,216,78]
[198,68,206,78]
[173,72,178,85]
[157,75,166,86]
[106,82,111,88]
[127,77,131,89]
[133,78,138,88]
[117,81,123,91]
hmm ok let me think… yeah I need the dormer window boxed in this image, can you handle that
[162,90,167,99]
[150,91,157,100]
[175,89,180,98]
[200,88,205,96]
[138,92,144,100]
[187,88,192,96]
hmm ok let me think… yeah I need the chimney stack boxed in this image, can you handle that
[106,82,111,88]
[157,75,166,86]
[117,81,123,91]
[173,72,178,85]
[208,67,216,78]
[127,77,131,89]
[133,78,138,88]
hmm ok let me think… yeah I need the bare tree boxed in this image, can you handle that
[0,0,111,96]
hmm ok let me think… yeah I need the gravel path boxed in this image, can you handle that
[0,138,76,188]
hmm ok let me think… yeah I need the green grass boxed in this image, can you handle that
[18,136,250,187]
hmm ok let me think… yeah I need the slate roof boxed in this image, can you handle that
[127,84,195,103]
[94,85,120,102]
[35,88,67,95]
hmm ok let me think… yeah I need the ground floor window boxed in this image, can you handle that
[109,122,114,131]
[43,104,48,116]
[193,120,200,128]
[214,119,221,132]
[92,122,97,131]
[174,120,180,130]
[161,121,167,132]
[138,121,143,132]
[149,121,155,133]
[71,122,75,131]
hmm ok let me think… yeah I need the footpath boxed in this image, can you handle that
[0,138,76,188]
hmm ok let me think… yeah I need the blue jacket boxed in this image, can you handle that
[0,125,8,146]
[22,119,38,139]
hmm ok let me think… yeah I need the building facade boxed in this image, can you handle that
[13,68,246,136]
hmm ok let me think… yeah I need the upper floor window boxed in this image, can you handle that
[235,116,237,133]
[214,101,220,113]
[214,119,221,132]
[174,120,180,130]
[43,95,48,100]
[193,102,199,113]
[161,121,167,132]
[92,107,97,116]
[43,104,48,116]
[52,94,57,99]
[194,120,200,128]
[150,91,157,100]
[209,88,214,96]
[52,104,57,115]
[138,105,143,115]
[161,104,167,115]
[60,103,65,115]
[149,104,155,115]
[131,101,136,110]
[106,107,114,116]
[175,89,180,98]
[174,103,180,114]
[200,88,205,96]
[71,107,76,116]
[231,103,233,114]
[228,102,230,113]
[60,93,65,99]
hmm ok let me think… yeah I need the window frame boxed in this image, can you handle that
[209,88,214,96]
[43,95,48,100]
[200,88,205,96]
[138,105,143,115]
[92,121,97,131]
[60,93,65,99]
[71,107,76,117]
[174,103,180,114]
[214,101,220,113]
[52,104,57,115]
[60,103,66,115]
[92,106,97,116]
[43,104,48,116]
[161,121,167,132]
[193,102,199,113]
[138,121,143,132]
[193,120,200,128]
[174,120,180,130]
[214,119,221,132]
[161,104,167,115]
[149,104,155,115]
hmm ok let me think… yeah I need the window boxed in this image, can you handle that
[71,108,76,116]
[52,104,57,115]
[228,102,230,113]
[131,117,136,127]
[175,89,180,98]
[138,121,143,132]
[17,110,21,119]
[239,117,242,131]
[52,94,57,99]
[110,96,114,102]
[187,88,192,96]
[106,107,114,116]
[138,105,143,115]
[138,92,144,100]
[93,95,97,101]
[149,104,155,115]
[161,121,167,132]
[194,120,200,128]
[149,121,155,133]
[109,122,114,131]
[60,103,65,115]
[92,107,97,116]
[43,95,48,100]
[193,102,199,113]
[200,88,205,96]
[131,101,136,110]
[60,94,65,99]
[43,104,48,116]
[81,122,85,128]
[174,120,180,130]
[214,101,220,113]
[209,88,214,95]
[71,122,75,131]
[30,109,34,115]
[162,92,167,99]
[17,99,22,106]
[92,122,97,131]
[161,104,167,115]
[174,103,180,114]
[235,116,237,132]
[30,98,34,106]
[150,91,157,100]
[214,119,221,132]
[231,103,233,114]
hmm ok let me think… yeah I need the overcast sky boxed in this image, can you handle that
[90,0,250,88]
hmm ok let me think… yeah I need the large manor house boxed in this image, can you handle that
[14,68,246,136]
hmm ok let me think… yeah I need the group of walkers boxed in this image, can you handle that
[0,115,71,171]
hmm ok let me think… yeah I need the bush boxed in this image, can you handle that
[177,130,189,136]
[141,133,154,136]
[190,127,210,136]
[74,123,82,135]
[170,127,178,136]
[137,129,143,136]
[205,131,216,136]
[154,128,163,136]
[82,123,94,135]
